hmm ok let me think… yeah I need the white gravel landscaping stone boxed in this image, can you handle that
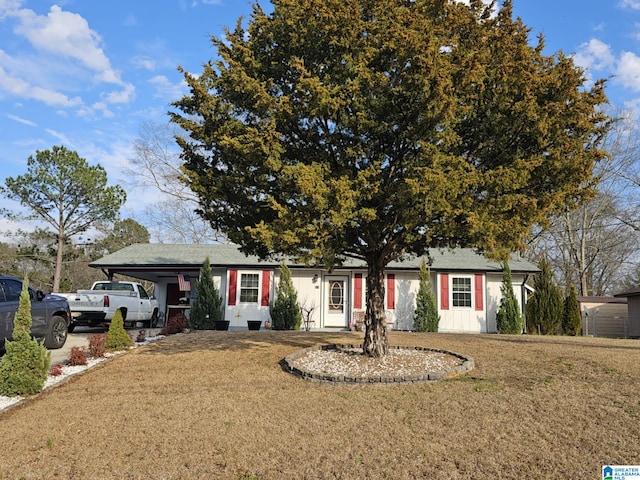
[0,335,164,413]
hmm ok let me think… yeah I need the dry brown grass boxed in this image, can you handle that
[0,330,639,479]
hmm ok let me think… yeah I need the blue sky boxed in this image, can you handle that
[1,0,639,239]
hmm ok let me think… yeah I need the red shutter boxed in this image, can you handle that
[354,274,363,309]
[261,270,271,306]
[475,274,484,311]
[386,274,395,310]
[228,270,237,306]
[440,273,449,310]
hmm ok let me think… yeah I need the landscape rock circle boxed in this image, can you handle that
[283,344,474,385]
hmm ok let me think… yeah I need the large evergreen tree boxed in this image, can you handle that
[496,261,523,334]
[526,259,564,335]
[171,0,609,356]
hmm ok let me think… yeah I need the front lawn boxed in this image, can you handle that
[0,331,637,479]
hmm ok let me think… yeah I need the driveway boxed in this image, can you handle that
[51,326,160,365]
[50,326,106,365]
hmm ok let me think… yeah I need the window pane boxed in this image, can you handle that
[240,273,259,303]
[452,277,472,307]
[329,281,344,312]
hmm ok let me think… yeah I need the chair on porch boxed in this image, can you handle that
[352,310,365,331]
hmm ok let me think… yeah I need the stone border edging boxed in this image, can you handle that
[283,343,474,385]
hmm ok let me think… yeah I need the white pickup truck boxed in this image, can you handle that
[57,281,159,331]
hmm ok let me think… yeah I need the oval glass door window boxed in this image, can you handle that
[329,281,344,312]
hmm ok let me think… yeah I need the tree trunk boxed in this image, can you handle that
[363,256,389,357]
[53,227,64,293]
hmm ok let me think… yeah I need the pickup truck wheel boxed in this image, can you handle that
[150,310,159,328]
[45,315,68,349]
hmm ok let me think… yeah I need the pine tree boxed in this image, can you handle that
[0,277,51,396]
[526,259,563,335]
[269,263,302,330]
[563,284,582,336]
[105,308,133,350]
[496,261,523,334]
[189,257,223,330]
[414,260,439,332]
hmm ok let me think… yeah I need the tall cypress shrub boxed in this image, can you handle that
[526,259,563,335]
[0,277,51,396]
[496,261,523,334]
[414,260,439,332]
[189,257,223,330]
[269,263,302,330]
[563,284,582,336]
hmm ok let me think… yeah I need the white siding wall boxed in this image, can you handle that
[289,269,322,328]
[153,266,531,333]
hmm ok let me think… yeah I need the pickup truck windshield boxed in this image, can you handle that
[93,283,135,292]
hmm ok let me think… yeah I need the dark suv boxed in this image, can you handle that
[0,275,70,350]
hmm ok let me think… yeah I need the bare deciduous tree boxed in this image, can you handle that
[124,121,222,244]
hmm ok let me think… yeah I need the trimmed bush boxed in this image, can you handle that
[49,364,64,376]
[0,277,51,397]
[105,308,133,351]
[160,312,188,335]
[68,346,88,366]
[563,285,582,336]
[496,261,523,334]
[269,263,302,330]
[414,260,439,332]
[88,334,107,358]
[189,257,224,330]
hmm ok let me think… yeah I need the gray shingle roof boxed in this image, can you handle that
[91,243,539,273]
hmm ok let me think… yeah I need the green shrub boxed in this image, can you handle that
[0,277,51,397]
[269,263,302,330]
[562,285,582,336]
[105,308,133,351]
[189,257,224,330]
[414,260,439,332]
[526,259,563,335]
[496,261,523,334]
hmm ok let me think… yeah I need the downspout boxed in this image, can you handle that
[522,274,530,334]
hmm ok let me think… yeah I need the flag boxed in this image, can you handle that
[178,274,191,292]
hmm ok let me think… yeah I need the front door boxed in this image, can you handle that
[324,276,349,328]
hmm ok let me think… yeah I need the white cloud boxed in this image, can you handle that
[132,56,157,71]
[6,113,36,126]
[0,60,83,107]
[12,5,123,85]
[90,101,114,118]
[104,83,136,104]
[616,51,640,91]
[45,128,75,147]
[574,39,616,72]
[0,0,23,19]
[620,0,640,9]
[149,75,186,101]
